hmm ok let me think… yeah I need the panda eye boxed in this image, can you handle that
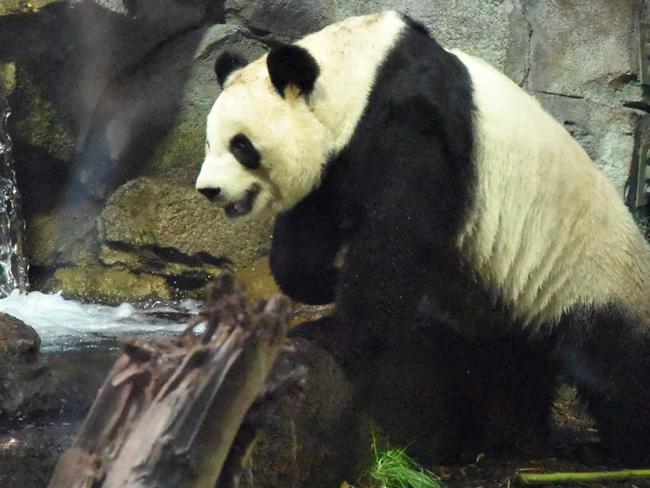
[229,133,261,170]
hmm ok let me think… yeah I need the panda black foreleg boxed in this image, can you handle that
[323,215,435,365]
[269,190,341,305]
[556,305,650,465]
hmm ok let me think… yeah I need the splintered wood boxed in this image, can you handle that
[48,273,291,488]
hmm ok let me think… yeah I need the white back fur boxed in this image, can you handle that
[454,51,650,328]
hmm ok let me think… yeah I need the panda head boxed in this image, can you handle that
[196,44,333,219]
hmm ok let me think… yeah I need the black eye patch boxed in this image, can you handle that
[229,134,260,170]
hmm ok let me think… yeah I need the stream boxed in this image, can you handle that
[0,289,201,351]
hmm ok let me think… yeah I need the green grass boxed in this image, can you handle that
[368,438,445,488]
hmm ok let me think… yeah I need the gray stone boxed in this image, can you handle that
[525,0,640,100]
[334,0,530,81]
[61,0,211,138]
[0,0,211,144]
[141,23,268,181]
[99,177,273,273]
[76,24,267,198]
[537,93,639,196]
[226,0,337,41]
[0,0,65,16]
[0,423,76,488]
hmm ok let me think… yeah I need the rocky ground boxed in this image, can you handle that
[0,305,648,488]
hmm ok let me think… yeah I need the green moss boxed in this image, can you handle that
[53,265,172,304]
[12,66,74,161]
[0,0,63,15]
[145,121,203,184]
[0,62,16,97]
[26,200,102,268]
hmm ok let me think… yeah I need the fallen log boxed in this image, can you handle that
[48,272,291,488]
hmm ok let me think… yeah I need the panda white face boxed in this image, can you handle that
[196,51,332,220]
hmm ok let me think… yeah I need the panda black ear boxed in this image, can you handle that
[215,51,248,87]
[267,44,319,98]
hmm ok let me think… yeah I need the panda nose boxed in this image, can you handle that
[198,187,221,202]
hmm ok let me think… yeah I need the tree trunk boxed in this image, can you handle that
[48,273,291,488]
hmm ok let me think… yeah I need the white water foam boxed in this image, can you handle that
[0,290,202,351]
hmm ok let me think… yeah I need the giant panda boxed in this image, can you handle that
[196,11,650,462]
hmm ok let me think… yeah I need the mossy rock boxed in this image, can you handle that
[99,177,273,271]
[0,0,63,16]
[146,121,205,186]
[234,256,281,303]
[10,66,74,161]
[53,265,172,304]
[0,62,16,97]
[26,199,101,268]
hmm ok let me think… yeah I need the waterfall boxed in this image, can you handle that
[0,94,28,295]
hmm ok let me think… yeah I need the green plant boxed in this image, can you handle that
[368,437,444,488]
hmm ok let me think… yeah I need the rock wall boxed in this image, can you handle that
[0,0,646,302]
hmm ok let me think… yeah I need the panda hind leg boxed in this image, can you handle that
[556,305,650,466]
[446,334,557,454]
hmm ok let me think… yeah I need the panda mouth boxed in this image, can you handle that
[224,185,261,218]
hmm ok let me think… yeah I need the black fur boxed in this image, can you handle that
[215,51,248,87]
[556,304,650,465]
[267,44,320,97]
[230,134,261,170]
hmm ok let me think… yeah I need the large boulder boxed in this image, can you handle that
[2,0,213,161]
[0,313,53,419]
[76,23,268,196]
[98,177,273,297]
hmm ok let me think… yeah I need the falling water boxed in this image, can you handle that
[0,94,28,295]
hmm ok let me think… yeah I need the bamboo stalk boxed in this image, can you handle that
[518,469,650,485]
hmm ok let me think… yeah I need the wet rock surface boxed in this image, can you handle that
[0,341,119,488]
[221,338,368,488]
[0,313,53,420]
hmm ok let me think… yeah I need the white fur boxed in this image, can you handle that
[454,50,650,327]
[196,11,403,217]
